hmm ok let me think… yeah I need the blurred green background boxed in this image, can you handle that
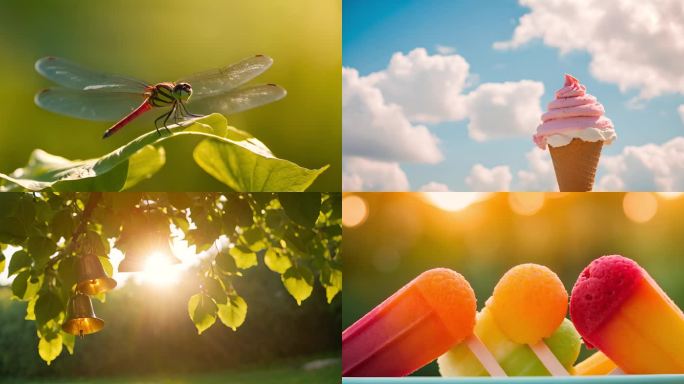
[341,192,684,376]
[0,0,341,191]
[0,263,341,382]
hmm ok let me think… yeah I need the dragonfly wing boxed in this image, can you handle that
[180,55,274,99]
[188,84,286,116]
[35,88,145,121]
[35,57,148,92]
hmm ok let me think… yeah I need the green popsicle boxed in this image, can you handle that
[438,307,581,376]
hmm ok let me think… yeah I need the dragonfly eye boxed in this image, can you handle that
[173,83,192,99]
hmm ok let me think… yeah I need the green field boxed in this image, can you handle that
[2,358,340,384]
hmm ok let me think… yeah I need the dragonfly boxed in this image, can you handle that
[34,55,286,138]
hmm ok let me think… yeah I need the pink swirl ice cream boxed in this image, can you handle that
[533,75,616,150]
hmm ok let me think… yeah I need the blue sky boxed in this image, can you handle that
[343,0,684,191]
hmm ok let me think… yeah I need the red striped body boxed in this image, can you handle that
[101,83,180,138]
[102,101,153,138]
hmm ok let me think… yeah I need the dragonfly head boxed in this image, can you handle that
[173,82,192,102]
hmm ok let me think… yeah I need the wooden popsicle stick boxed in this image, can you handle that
[610,367,624,375]
[465,334,507,377]
[530,340,570,376]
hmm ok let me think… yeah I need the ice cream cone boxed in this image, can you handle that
[549,138,602,192]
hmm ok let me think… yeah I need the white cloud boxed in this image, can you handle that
[342,156,410,191]
[678,105,684,124]
[436,45,456,55]
[367,48,471,123]
[464,81,544,141]
[419,182,451,192]
[342,67,443,163]
[596,137,684,191]
[343,48,546,190]
[466,164,513,191]
[496,0,684,99]
[467,138,684,191]
[348,48,545,141]
[516,148,558,191]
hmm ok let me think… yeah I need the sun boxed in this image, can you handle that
[140,252,181,286]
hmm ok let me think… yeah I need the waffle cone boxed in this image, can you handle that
[549,139,603,192]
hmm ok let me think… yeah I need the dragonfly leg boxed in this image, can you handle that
[179,101,203,118]
[173,102,183,124]
[154,113,167,136]
[161,104,176,135]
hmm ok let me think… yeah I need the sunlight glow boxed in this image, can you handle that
[422,192,489,212]
[656,192,684,200]
[623,192,658,223]
[140,252,181,286]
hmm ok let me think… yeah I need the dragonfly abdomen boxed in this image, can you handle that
[148,82,177,107]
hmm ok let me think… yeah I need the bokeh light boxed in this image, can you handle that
[623,192,658,223]
[508,193,545,216]
[422,192,489,212]
[342,194,368,227]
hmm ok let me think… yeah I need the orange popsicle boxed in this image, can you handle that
[342,268,489,376]
[487,264,571,375]
[573,351,618,375]
[570,255,684,373]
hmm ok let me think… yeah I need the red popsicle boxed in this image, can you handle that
[570,255,684,373]
[342,268,489,376]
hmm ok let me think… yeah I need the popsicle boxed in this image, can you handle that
[438,309,581,376]
[570,255,684,374]
[573,351,618,376]
[342,268,505,377]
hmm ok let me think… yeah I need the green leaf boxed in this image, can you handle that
[0,144,164,192]
[27,236,56,265]
[240,226,266,252]
[11,270,42,300]
[98,256,113,277]
[57,257,76,295]
[0,114,325,192]
[121,145,166,190]
[194,140,327,192]
[281,266,314,305]
[37,318,62,341]
[50,209,75,240]
[322,266,342,304]
[83,230,108,256]
[229,246,258,269]
[8,250,31,276]
[0,217,27,244]
[264,248,292,274]
[203,277,227,305]
[25,296,37,320]
[35,291,63,327]
[215,249,238,274]
[61,331,75,355]
[187,293,217,335]
[278,193,322,228]
[217,295,247,331]
[38,334,63,365]
[224,196,254,228]
[17,195,36,225]
[92,292,106,303]
[0,193,21,217]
